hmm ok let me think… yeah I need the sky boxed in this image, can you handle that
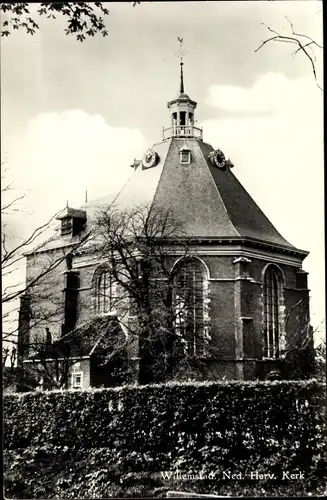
[1,1,324,341]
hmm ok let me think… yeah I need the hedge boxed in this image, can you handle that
[4,379,327,498]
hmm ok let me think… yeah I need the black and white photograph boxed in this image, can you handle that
[2,1,325,498]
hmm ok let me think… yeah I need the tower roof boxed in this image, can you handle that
[31,137,308,259]
[118,139,298,244]
[79,137,307,259]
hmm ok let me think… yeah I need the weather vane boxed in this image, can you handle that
[175,37,188,62]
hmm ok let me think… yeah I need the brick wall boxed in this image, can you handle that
[26,248,70,346]
[185,251,311,380]
[24,241,311,383]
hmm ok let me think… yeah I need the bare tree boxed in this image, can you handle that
[92,202,213,385]
[2,165,62,304]
[278,298,319,380]
[255,14,323,380]
[255,16,323,91]
[1,165,91,389]
[313,337,326,382]
[19,315,128,391]
[19,202,215,389]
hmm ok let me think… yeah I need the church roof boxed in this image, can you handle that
[102,137,306,255]
[29,136,308,258]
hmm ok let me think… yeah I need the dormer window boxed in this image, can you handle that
[56,207,87,237]
[180,146,191,164]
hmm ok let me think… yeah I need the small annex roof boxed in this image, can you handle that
[26,314,126,361]
[56,206,86,220]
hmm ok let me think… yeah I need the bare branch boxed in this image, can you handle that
[1,193,25,213]
[1,210,59,267]
[285,15,323,49]
[255,19,323,92]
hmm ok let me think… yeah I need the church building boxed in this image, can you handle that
[18,61,313,390]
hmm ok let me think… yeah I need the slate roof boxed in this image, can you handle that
[26,315,126,360]
[119,137,306,254]
[198,140,295,246]
[27,136,308,258]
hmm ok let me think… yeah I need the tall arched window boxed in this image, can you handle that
[263,265,284,358]
[95,268,117,314]
[172,257,209,356]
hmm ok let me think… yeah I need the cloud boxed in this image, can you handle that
[4,110,147,230]
[203,72,324,337]
[2,111,147,339]
[205,72,323,116]
[203,73,323,237]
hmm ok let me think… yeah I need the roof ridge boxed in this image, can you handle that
[226,167,295,249]
[150,138,173,209]
[198,141,297,250]
[197,141,241,237]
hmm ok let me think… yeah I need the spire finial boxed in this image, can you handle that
[176,37,187,94]
[85,189,88,203]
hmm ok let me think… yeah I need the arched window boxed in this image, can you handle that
[172,257,209,356]
[95,268,117,315]
[263,265,284,358]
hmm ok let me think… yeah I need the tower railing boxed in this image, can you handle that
[162,125,203,140]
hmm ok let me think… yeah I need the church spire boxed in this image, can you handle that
[180,60,184,94]
[176,36,186,94]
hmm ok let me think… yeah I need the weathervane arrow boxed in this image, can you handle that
[174,37,188,93]
[175,36,188,61]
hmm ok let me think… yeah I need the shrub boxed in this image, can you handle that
[4,379,327,497]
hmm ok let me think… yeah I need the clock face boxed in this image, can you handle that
[212,149,226,168]
[142,149,158,169]
[209,149,234,169]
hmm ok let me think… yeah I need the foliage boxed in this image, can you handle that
[314,339,326,382]
[4,379,327,497]
[1,162,91,389]
[0,2,110,41]
[0,2,141,42]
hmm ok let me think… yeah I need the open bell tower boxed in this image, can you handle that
[163,39,203,140]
